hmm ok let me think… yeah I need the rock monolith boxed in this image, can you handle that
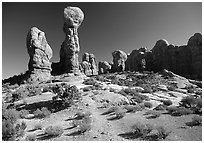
[26,27,53,82]
[59,6,84,73]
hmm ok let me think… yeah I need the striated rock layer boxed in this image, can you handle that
[26,27,53,82]
[125,33,202,80]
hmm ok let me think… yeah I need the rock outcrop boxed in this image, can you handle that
[59,6,84,73]
[80,53,98,76]
[125,47,147,71]
[26,27,53,82]
[98,61,112,74]
[112,50,127,72]
[125,33,202,80]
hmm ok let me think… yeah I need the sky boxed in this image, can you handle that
[2,2,202,79]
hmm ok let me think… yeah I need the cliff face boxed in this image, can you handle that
[125,33,202,80]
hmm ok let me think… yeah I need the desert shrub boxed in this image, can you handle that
[83,86,93,92]
[15,121,27,138]
[78,122,91,134]
[115,109,126,119]
[2,107,21,141]
[25,134,36,141]
[144,102,153,108]
[141,85,153,93]
[171,107,193,116]
[131,122,154,138]
[83,78,98,85]
[92,90,99,95]
[33,108,51,119]
[189,116,202,126]
[167,85,176,91]
[144,110,161,118]
[123,105,142,113]
[26,85,42,96]
[180,95,197,108]
[19,109,29,119]
[3,109,19,124]
[105,106,119,114]
[153,104,167,111]
[44,125,64,137]
[75,111,92,119]
[153,126,171,140]
[34,123,43,130]
[2,119,16,141]
[166,106,179,114]
[41,107,51,117]
[52,85,81,109]
[109,88,116,92]
[33,109,43,118]
[162,99,173,106]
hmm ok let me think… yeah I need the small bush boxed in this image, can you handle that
[15,121,27,138]
[190,116,202,126]
[153,104,167,111]
[3,109,19,124]
[166,106,179,114]
[171,107,193,116]
[19,109,29,119]
[144,110,161,118]
[180,95,197,108]
[44,125,64,137]
[154,126,171,140]
[78,122,91,134]
[131,122,154,138]
[83,86,93,92]
[106,106,119,114]
[144,102,153,108]
[34,123,43,130]
[2,119,15,141]
[115,109,126,119]
[41,107,51,117]
[162,99,173,106]
[75,111,92,119]
[33,108,51,119]
[25,134,36,141]
[123,105,142,113]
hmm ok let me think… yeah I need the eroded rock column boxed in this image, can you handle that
[60,6,84,73]
[26,27,53,82]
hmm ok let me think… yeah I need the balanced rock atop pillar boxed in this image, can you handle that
[112,50,127,72]
[60,6,84,73]
[26,27,53,82]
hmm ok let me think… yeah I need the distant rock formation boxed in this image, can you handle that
[125,33,202,80]
[98,61,112,74]
[59,6,84,74]
[26,27,53,82]
[125,47,147,71]
[112,50,127,72]
[80,53,98,76]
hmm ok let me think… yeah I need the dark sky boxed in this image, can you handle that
[2,2,202,79]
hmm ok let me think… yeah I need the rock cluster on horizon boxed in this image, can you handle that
[80,52,98,76]
[124,33,202,80]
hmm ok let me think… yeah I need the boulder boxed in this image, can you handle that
[26,27,53,82]
[112,50,127,72]
[98,61,111,74]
